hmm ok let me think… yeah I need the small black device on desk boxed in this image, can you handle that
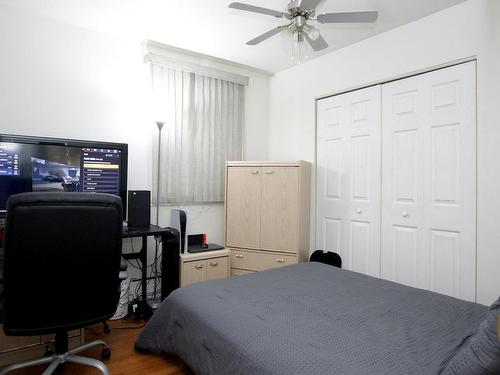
[187,233,224,253]
[127,190,151,228]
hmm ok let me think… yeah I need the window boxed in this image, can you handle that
[149,56,246,204]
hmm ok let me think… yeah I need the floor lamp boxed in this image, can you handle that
[153,121,164,302]
[155,121,164,226]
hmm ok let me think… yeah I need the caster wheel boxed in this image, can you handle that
[101,347,111,360]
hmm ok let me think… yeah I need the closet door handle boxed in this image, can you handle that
[195,264,204,270]
[210,262,218,267]
[356,208,362,214]
[402,211,408,218]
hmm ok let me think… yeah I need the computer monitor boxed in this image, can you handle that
[0,134,128,218]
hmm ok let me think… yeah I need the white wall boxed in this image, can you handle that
[0,5,270,295]
[268,0,500,305]
[0,4,270,236]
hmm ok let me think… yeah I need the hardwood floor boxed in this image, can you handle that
[8,320,193,375]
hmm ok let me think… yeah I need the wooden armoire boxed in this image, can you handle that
[224,161,311,276]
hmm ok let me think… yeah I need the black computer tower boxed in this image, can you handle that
[161,227,181,300]
[127,190,150,228]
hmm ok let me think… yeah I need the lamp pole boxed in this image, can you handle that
[153,121,164,302]
[155,121,164,226]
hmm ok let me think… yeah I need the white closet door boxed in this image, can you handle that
[381,62,476,301]
[316,86,381,277]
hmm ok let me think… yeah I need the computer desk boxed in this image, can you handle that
[122,225,179,319]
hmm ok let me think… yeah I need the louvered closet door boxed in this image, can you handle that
[381,62,476,301]
[316,86,381,277]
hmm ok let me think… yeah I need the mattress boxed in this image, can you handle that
[135,262,488,375]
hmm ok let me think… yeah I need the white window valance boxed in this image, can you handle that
[143,40,249,86]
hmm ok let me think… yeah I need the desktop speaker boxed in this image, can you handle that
[127,190,150,228]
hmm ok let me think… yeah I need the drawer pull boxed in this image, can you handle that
[235,254,244,259]
[195,264,204,269]
[251,170,259,174]
[265,170,273,174]
[210,262,218,267]
[276,258,285,263]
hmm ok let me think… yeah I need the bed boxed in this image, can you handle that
[135,262,500,375]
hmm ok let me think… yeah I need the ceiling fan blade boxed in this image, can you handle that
[246,25,288,45]
[317,10,378,24]
[300,0,323,11]
[229,2,285,18]
[304,32,328,51]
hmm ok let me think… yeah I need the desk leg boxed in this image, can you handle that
[141,235,148,305]
[134,235,153,320]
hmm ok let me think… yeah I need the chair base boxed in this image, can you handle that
[0,340,110,375]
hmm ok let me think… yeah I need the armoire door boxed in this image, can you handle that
[381,62,476,302]
[316,85,381,277]
[260,166,299,253]
[225,166,262,249]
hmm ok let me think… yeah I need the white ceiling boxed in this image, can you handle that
[1,0,467,73]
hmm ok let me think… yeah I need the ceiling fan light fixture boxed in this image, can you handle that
[229,1,379,66]
[291,30,311,64]
[305,25,320,41]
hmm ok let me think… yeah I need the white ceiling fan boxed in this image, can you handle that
[229,0,378,61]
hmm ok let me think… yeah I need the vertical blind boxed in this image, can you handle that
[151,63,244,204]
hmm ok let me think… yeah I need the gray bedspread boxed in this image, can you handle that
[135,262,488,375]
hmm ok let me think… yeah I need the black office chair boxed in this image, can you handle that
[0,192,123,375]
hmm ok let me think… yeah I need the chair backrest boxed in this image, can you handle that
[3,192,123,336]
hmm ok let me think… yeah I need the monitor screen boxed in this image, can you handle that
[0,135,128,217]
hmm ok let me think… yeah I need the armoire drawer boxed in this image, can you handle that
[0,333,40,353]
[230,248,297,271]
[0,328,83,367]
[230,268,256,277]
[0,328,82,353]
